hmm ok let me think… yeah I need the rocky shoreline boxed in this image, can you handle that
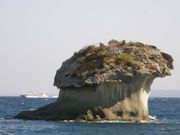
[15,40,173,121]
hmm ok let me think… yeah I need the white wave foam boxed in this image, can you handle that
[60,115,157,124]
[29,108,35,111]
[62,119,157,124]
[148,115,157,120]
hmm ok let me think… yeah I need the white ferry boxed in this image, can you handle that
[51,95,58,98]
[20,91,49,98]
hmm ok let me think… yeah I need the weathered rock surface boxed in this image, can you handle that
[16,40,173,121]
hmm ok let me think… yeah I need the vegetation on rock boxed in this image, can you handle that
[54,39,173,88]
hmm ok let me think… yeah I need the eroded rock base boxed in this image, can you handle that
[16,76,154,121]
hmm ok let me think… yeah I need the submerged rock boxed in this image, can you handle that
[15,40,173,121]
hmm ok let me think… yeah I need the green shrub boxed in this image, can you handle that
[85,45,107,61]
[117,53,134,63]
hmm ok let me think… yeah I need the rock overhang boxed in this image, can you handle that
[54,40,173,89]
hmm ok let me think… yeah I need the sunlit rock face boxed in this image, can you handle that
[16,40,173,121]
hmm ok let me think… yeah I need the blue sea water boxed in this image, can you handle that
[0,97,180,135]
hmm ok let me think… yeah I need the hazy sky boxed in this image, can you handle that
[0,0,180,96]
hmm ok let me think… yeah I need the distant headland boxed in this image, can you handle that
[15,39,174,121]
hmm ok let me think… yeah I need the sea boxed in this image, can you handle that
[0,97,180,135]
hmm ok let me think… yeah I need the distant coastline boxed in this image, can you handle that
[150,90,180,97]
[0,90,180,97]
[0,93,58,98]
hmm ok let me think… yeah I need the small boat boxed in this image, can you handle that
[20,91,49,98]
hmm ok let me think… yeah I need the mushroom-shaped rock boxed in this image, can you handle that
[16,40,173,121]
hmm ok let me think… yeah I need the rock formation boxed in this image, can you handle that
[16,40,173,121]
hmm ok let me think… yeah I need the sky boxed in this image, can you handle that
[0,0,180,96]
